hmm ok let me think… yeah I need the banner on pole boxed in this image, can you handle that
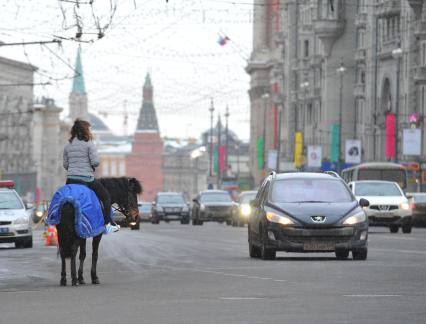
[330,124,339,163]
[294,132,304,168]
[385,114,396,159]
[267,150,277,170]
[307,146,322,168]
[403,128,421,156]
[256,137,264,170]
[345,139,361,164]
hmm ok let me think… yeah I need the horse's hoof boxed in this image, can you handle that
[91,278,100,285]
[78,277,86,285]
[71,279,78,286]
[60,279,67,286]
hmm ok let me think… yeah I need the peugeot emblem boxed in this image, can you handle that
[311,215,326,223]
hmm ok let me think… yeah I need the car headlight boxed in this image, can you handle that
[266,211,295,226]
[343,211,366,225]
[14,217,29,225]
[240,204,251,217]
[200,204,206,211]
[35,211,43,217]
[400,202,410,210]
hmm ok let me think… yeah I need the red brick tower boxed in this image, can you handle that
[126,74,163,201]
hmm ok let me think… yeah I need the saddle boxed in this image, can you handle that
[46,184,110,238]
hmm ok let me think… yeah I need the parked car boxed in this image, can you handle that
[151,192,190,224]
[232,191,257,227]
[32,202,48,224]
[112,207,140,230]
[248,172,369,260]
[138,202,152,222]
[192,190,237,225]
[348,180,412,233]
[406,192,426,226]
[0,180,33,248]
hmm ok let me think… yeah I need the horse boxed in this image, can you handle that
[56,177,142,286]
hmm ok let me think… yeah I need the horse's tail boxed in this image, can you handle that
[57,203,76,258]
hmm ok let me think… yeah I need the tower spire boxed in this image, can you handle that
[72,46,86,94]
[136,73,159,132]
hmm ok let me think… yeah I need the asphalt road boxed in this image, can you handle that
[1,223,426,324]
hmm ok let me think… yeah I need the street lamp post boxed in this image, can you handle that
[336,60,346,172]
[261,93,270,173]
[209,98,215,177]
[300,80,309,137]
[225,105,230,178]
[392,47,403,162]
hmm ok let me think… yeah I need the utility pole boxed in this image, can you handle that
[337,59,346,173]
[217,114,222,189]
[392,47,403,162]
[225,105,230,179]
[209,98,215,177]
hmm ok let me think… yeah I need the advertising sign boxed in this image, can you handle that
[403,128,421,156]
[345,139,361,164]
[307,146,322,168]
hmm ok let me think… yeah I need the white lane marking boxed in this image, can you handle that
[343,294,402,298]
[220,297,266,300]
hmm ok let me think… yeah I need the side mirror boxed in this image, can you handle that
[406,194,413,200]
[152,201,156,206]
[249,199,257,208]
[192,198,198,203]
[359,198,369,208]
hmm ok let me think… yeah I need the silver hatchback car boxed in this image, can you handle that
[0,181,33,248]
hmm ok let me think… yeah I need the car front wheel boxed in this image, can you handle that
[352,247,368,260]
[335,249,349,260]
[389,225,399,233]
[402,224,412,234]
[260,227,276,260]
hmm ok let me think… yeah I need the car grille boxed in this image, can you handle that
[0,221,11,225]
[369,205,398,211]
[280,228,354,244]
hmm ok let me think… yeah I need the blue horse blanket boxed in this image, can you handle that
[46,184,111,239]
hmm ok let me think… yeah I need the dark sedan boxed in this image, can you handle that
[407,192,426,226]
[248,172,369,260]
[151,192,190,224]
[192,190,237,225]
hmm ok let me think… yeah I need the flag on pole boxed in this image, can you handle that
[217,35,230,46]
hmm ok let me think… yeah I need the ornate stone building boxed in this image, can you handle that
[247,0,426,177]
[126,74,164,201]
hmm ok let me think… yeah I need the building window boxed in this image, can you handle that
[118,160,125,176]
[422,42,426,66]
[110,159,117,176]
[304,40,309,57]
[102,160,109,176]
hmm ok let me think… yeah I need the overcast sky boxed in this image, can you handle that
[0,0,253,140]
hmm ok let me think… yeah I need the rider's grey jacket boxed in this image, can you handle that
[63,138,100,177]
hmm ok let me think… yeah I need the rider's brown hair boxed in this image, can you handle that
[69,119,93,143]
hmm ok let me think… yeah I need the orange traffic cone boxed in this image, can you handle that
[45,225,58,246]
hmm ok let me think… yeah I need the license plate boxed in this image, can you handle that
[377,212,394,218]
[303,242,335,251]
[165,215,179,220]
[0,227,9,233]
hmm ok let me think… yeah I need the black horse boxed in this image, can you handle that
[56,177,142,286]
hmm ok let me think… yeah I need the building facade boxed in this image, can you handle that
[0,56,37,198]
[247,0,426,179]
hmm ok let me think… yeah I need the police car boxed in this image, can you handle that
[0,180,33,248]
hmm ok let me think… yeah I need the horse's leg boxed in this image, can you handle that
[70,240,79,286]
[78,239,87,284]
[60,255,67,286]
[91,234,102,284]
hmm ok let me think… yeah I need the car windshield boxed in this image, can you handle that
[139,204,152,211]
[200,193,232,203]
[271,179,353,203]
[0,192,24,209]
[239,193,257,204]
[354,182,402,197]
[157,195,185,204]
